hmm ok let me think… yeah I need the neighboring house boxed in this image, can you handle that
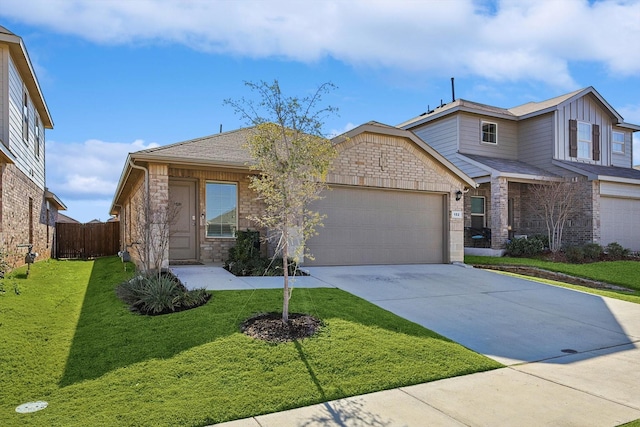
[110,122,475,269]
[399,87,640,252]
[0,26,66,266]
[56,213,81,224]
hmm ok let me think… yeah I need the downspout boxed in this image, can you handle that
[129,159,150,270]
[112,204,123,251]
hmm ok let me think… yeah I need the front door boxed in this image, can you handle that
[169,180,197,260]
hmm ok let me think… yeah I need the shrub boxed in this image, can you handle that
[582,242,603,261]
[224,230,302,276]
[605,242,630,260]
[564,245,585,263]
[505,236,544,257]
[116,273,210,315]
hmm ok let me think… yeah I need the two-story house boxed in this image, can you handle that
[0,26,66,267]
[400,87,640,253]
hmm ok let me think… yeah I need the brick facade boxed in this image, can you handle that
[0,163,57,267]
[117,128,471,268]
[329,132,467,262]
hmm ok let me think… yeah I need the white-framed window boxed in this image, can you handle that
[470,196,485,229]
[206,182,237,238]
[23,89,29,142]
[612,131,625,154]
[481,121,497,144]
[35,118,41,158]
[577,121,592,159]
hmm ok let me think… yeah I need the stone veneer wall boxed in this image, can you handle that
[0,163,57,268]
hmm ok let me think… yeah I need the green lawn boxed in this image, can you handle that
[1,257,501,426]
[466,255,640,303]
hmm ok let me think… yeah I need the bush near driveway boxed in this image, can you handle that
[1,257,501,427]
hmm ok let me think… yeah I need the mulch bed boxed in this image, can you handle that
[474,264,634,292]
[241,312,323,343]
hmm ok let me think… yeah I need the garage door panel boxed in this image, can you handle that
[305,187,445,266]
[601,197,640,252]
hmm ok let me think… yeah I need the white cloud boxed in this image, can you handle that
[329,122,357,139]
[2,0,640,89]
[46,138,159,200]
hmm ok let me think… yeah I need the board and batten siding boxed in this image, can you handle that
[7,54,45,189]
[458,113,518,160]
[555,93,616,167]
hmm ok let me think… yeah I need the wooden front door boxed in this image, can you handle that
[169,180,197,260]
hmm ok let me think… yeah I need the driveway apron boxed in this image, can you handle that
[306,264,638,366]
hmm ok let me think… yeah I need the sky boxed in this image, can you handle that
[1,0,640,223]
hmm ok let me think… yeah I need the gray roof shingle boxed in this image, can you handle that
[135,127,254,165]
[555,161,640,181]
[462,154,560,177]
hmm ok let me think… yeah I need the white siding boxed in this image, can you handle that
[600,182,640,198]
[555,93,614,166]
[459,113,518,159]
[7,55,45,189]
[0,46,6,148]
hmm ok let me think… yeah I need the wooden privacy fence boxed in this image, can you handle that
[56,222,120,259]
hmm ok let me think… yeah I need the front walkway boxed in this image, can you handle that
[171,264,640,427]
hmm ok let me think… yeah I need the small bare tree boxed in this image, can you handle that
[129,189,180,275]
[526,179,580,252]
[225,80,338,323]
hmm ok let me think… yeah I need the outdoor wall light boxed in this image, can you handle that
[455,190,463,201]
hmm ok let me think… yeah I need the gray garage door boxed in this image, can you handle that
[601,197,640,252]
[304,186,446,266]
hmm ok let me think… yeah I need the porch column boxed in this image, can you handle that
[490,176,509,249]
[148,163,170,270]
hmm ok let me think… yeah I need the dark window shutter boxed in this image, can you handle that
[569,119,578,157]
[592,124,600,161]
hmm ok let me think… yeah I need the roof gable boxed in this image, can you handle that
[332,121,476,188]
[0,26,53,128]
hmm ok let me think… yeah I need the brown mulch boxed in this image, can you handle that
[241,312,324,343]
[474,264,634,292]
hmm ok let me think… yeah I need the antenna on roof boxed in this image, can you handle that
[219,124,222,134]
[451,77,455,102]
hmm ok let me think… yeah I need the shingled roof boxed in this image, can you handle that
[132,127,254,167]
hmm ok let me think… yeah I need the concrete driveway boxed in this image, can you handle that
[173,263,640,426]
[305,264,640,366]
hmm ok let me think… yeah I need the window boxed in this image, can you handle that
[481,121,497,144]
[612,131,625,154]
[577,122,592,159]
[35,118,41,158]
[23,90,29,142]
[206,182,237,237]
[470,196,485,229]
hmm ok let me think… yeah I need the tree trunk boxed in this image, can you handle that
[282,231,290,323]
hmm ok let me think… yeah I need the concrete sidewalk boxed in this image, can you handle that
[171,264,640,427]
